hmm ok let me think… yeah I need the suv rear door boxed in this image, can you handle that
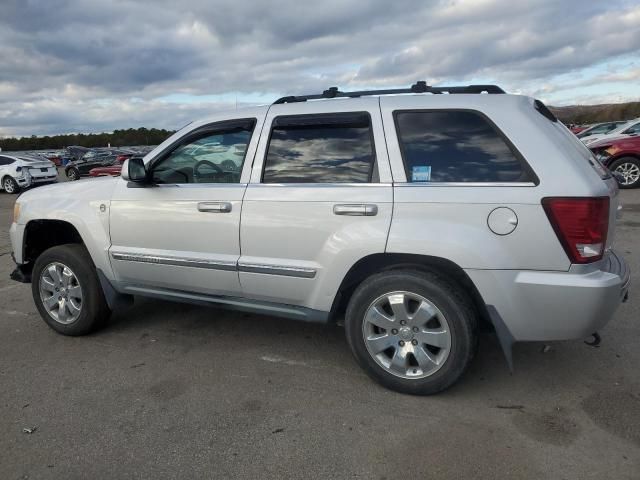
[239,98,393,313]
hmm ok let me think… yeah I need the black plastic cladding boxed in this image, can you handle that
[273,81,506,104]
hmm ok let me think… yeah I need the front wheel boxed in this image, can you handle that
[2,176,20,194]
[31,244,111,335]
[345,270,477,395]
[610,157,640,189]
[66,168,80,181]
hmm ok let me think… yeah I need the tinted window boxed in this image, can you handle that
[151,121,254,184]
[0,156,11,166]
[263,113,376,183]
[625,122,640,134]
[395,111,532,183]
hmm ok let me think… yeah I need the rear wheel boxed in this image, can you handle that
[66,168,80,181]
[32,244,111,335]
[2,176,20,194]
[610,157,640,189]
[345,270,477,395]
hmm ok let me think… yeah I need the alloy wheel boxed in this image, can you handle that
[362,291,452,379]
[614,162,640,186]
[39,262,83,324]
[3,178,15,193]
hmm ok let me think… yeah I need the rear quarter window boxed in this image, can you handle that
[394,110,534,183]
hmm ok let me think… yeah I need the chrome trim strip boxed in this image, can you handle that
[238,263,317,278]
[111,252,317,278]
[111,252,237,271]
[248,183,392,188]
[394,182,536,187]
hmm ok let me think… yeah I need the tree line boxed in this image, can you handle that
[551,101,640,125]
[0,127,175,152]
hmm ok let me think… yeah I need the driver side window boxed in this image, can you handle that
[151,120,255,184]
[625,123,640,135]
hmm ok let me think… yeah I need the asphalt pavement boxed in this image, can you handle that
[0,175,638,479]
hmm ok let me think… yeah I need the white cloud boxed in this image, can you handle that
[0,0,639,137]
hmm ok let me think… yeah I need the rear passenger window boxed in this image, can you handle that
[263,112,376,183]
[395,111,532,183]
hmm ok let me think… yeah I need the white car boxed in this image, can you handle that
[0,154,58,194]
[581,117,640,145]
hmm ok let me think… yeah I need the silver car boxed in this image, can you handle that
[9,83,630,394]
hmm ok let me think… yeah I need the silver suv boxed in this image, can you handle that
[9,83,630,394]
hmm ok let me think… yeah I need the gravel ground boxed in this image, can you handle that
[0,175,638,479]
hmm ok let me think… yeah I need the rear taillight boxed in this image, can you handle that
[542,197,609,264]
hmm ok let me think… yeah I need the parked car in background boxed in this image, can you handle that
[569,124,588,134]
[577,121,627,139]
[65,149,133,180]
[65,146,91,162]
[0,154,58,194]
[88,155,138,177]
[582,118,640,145]
[589,134,640,188]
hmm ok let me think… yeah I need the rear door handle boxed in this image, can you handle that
[198,202,232,213]
[333,204,378,216]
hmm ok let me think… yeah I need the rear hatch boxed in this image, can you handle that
[549,122,619,250]
[20,157,56,177]
[535,103,620,252]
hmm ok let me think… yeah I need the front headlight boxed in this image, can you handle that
[13,202,21,223]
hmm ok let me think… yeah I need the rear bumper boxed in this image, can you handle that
[467,250,630,342]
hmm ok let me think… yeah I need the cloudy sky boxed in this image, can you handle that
[1,0,639,137]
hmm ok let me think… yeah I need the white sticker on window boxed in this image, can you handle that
[412,166,431,182]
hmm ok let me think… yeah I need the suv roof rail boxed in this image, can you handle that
[273,81,505,104]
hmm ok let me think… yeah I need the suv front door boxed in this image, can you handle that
[239,98,393,314]
[109,111,266,297]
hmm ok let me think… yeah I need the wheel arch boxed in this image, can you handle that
[22,219,85,266]
[330,253,491,329]
[607,153,640,166]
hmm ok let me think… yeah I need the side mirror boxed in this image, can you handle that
[122,157,147,183]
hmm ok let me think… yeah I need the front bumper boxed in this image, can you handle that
[467,250,630,342]
[9,222,25,264]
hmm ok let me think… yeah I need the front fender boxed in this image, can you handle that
[16,178,119,280]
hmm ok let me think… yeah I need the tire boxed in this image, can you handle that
[345,270,477,395]
[2,176,20,194]
[31,244,111,336]
[66,168,80,181]
[609,157,640,189]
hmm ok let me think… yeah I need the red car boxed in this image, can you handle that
[88,154,131,177]
[589,134,640,188]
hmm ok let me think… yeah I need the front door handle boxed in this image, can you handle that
[198,202,232,213]
[333,204,378,216]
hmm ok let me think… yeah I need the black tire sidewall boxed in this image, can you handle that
[67,168,79,180]
[345,270,477,395]
[31,244,110,335]
[610,157,640,189]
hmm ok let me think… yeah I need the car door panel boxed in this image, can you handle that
[109,109,267,296]
[239,99,393,312]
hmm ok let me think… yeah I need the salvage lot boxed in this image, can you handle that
[0,179,639,479]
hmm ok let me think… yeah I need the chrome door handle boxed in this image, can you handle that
[333,204,378,216]
[198,202,232,213]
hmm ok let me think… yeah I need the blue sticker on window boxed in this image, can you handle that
[412,166,431,182]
